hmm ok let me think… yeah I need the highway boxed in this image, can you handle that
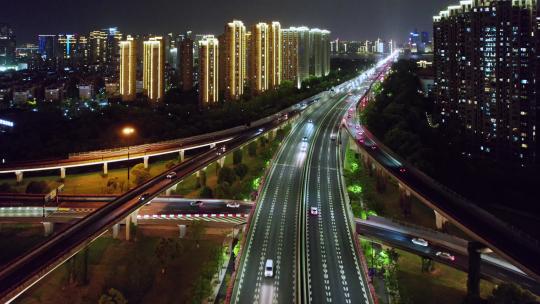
[356,218,540,295]
[231,56,395,303]
[344,90,540,281]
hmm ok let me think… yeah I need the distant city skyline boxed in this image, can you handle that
[1,0,455,44]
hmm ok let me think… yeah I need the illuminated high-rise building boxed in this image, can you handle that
[180,37,194,91]
[249,23,270,93]
[199,35,219,105]
[0,23,16,66]
[268,22,282,88]
[281,28,299,86]
[57,34,88,66]
[434,0,539,166]
[143,36,165,102]
[222,20,247,100]
[89,30,108,64]
[309,28,330,77]
[119,37,137,101]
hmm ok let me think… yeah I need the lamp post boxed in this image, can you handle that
[122,127,136,190]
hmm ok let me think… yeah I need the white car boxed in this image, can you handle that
[411,238,429,247]
[166,172,177,179]
[330,134,337,141]
[436,251,455,261]
[310,207,319,216]
[226,202,240,208]
[264,259,274,278]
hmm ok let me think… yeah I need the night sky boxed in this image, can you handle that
[2,0,455,44]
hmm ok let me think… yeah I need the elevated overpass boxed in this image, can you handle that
[343,85,540,282]
[0,85,327,303]
[356,217,540,295]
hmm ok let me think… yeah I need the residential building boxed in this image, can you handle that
[143,36,165,101]
[0,23,16,66]
[433,0,539,166]
[199,35,219,105]
[119,37,137,101]
[180,37,194,91]
[222,20,247,100]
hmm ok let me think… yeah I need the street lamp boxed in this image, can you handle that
[122,126,136,189]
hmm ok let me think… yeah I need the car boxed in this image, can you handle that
[258,128,264,133]
[166,172,177,179]
[436,251,455,261]
[226,202,241,208]
[302,136,308,142]
[217,146,226,156]
[399,167,407,173]
[190,201,204,207]
[411,238,429,247]
[355,125,360,130]
[310,207,319,216]
[308,119,313,123]
[371,145,377,150]
[139,193,150,202]
[330,134,337,141]
[264,259,274,278]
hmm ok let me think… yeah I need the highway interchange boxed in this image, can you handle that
[231,58,393,303]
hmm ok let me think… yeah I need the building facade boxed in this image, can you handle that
[434,0,539,166]
[199,35,219,105]
[222,20,247,100]
[0,23,16,67]
[180,37,194,91]
[119,37,137,101]
[143,37,165,102]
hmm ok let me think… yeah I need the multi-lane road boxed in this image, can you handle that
[231,57,393,303]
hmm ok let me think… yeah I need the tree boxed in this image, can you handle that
[98,288,128,304]
[199,186,213,198]
[25,181,51,194]
[233,149,243,165]
[487,283,536,304]
[155,238,182,274]
[234,163,249,179]
[248,141,257,157]
[199,170,207,188]
[131,163,151,186]
[0,183,13,193]
[218,166,236,184]
[190,222,206,248]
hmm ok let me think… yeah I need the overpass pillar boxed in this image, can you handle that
[112,224,119,239]
[43,222,54,237]
[143,156,149,169]
[179,150,185,162]
[131,209,139,226]
[125,216,131,241]
[218,157,225,168]
[15,171,23,183]
[467,242,484,299]
[196,171,200,178]
[60,167,66,179]
[434,210,449,231]
[103,162,108,175]
[178,224,187,238]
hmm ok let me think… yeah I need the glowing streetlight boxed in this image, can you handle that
[121,126,136,189]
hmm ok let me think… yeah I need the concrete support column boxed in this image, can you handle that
[165,188,172,196]
[112,224,119,239]
[178,224,187,238]
[103,162,108,175]
[143,156,149,169]
[125,216,131,241]
[43,222,54,237]
[218,157,225,168]
[15,171,23,183]
[60,167,66,179]
[467,242,484,299]
[179,150,185,162]
[131,209,139,226]
[196,171,200,178]
[434,210,449,230]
